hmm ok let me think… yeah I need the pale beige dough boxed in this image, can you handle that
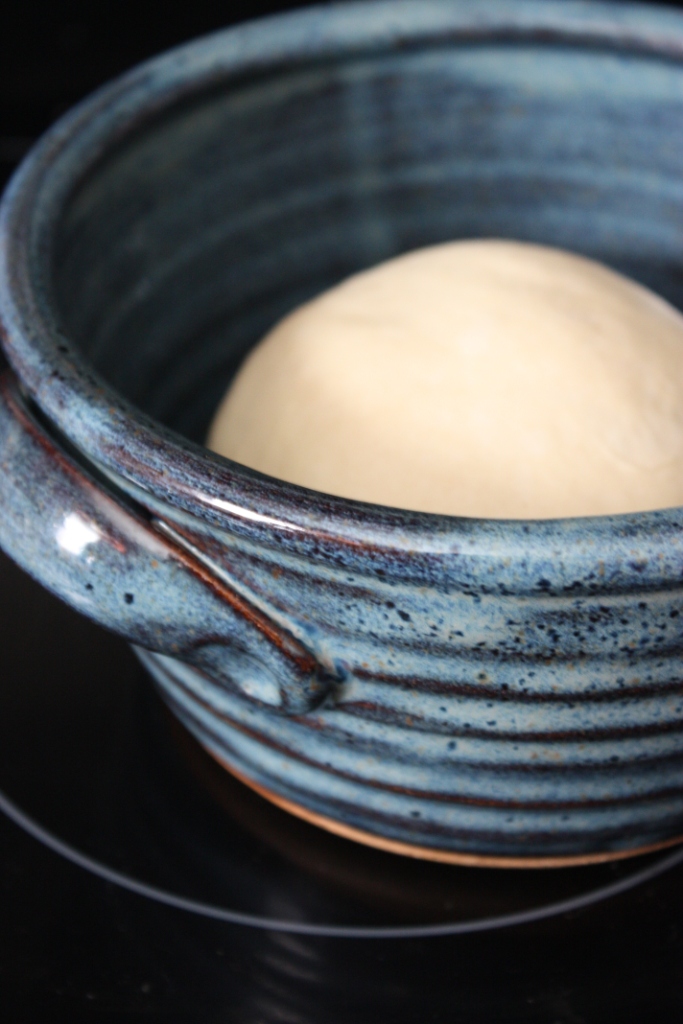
[207,239,683,519]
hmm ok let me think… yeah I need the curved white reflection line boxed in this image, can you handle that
[1,781,682,939]
[203,496,305,533]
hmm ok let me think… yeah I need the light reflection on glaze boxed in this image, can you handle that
[55,512,101,556]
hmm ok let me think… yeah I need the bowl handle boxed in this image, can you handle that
[0,371,332,715]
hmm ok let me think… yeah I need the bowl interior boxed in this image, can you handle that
[51,38,683,444]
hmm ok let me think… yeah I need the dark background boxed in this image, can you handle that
[2,2,683,1021]
[2,0,683,175]
[0,0,321,189]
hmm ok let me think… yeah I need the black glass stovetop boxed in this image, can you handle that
[2,545,683,1022]
[2,2,683,1019]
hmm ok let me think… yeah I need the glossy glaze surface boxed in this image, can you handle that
[3,0,683,858]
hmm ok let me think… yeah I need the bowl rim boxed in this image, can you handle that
[2,0,683,553]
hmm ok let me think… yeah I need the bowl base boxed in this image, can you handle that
[208,748,683,870]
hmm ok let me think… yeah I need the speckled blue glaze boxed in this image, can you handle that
[4,0,683,861]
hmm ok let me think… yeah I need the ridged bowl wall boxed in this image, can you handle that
[3,0,683,864]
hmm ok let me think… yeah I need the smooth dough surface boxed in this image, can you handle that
[207,239,683,519]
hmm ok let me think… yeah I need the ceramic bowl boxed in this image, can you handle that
[3,0,683,866]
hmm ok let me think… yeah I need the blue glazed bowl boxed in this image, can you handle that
[3,0,683,866]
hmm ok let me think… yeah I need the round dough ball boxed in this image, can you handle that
[207,239,683,519]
